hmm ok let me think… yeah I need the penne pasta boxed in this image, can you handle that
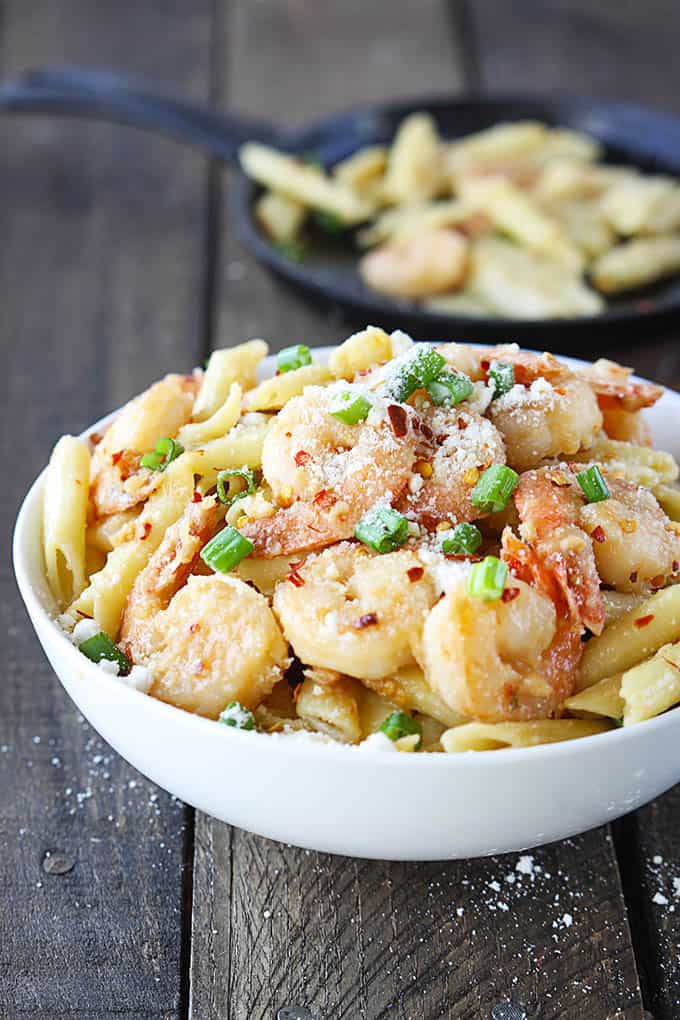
[441,719,611,752]
[570,434,679,489]
[255,190,306,244]
[243,363,332,411]
[178,383,242,449]
[621,642,680,725]
[296,673,363,743]
[43,436,91,607]
[578,586,680,690]
[564,674,624,720]
[654,484,680,522]
[382,113,444,204]
[329,325,393,379]
[193,340,267,420]
[591,235,680,294]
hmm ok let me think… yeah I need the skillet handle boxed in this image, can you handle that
[0,66,277,163]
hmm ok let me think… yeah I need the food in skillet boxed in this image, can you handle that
[44,329,680,751]
[240,117,680,318]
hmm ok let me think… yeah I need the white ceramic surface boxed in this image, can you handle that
[13,348,680,860]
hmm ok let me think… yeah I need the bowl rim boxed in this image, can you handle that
[13,342,680,768]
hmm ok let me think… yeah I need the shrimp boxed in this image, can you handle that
[398,405,506,526]
[436,343,603,470]
[91,374,198,517]
[422,565,580,722]
[579,474,680,593]
[513,466,605,635]
[600,408,653,446]
[240,385,420,557]
[272,542,437,679]
[358,228,468,300]
[580,358,664,412]
[120,496,289,719]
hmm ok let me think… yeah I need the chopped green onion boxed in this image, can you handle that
[140,437,184,472]
[426,368,473,407]
[277,344,312,373]
[378,711,422,748]
[385,345,447,402]
[355,505,409,553]
[468,556,508,601]
[488,360,515,399]
[302,152,323,169]
[576,465,610,503]
[441,522,483,556]
[216,467,257,507]
[274,241,306,262]
[79,632,131,675]
[314,209,346,235]
[471,464,519,514]
[200,526,253,573]
[328,389,372,425]
[219,701,257,731]
[614,718,624,728]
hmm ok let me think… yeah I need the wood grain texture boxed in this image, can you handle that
[0,1,213,1015]
[190,3,644,1018]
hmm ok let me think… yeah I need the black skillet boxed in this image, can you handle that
[3,65,680,349]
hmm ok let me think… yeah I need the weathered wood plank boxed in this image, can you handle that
[191,2,644,1018]
[470,4,680,1014]
[0,1,213,1015]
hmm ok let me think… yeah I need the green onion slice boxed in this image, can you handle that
[314,209,346,235]
[216,467,257,507]
[140,437,184,472]
[277,344,313,373]
[274,241,306,263]
[354,506,409,554]
[219,701,257,731]
[441,522,483,556]
[200,526,253,573]
[328,389,372,425]
[468,556,509,601]
[426,369,473,407]
[79,632,131,675]
[471,464,519,514]
[576,465,610,503]
[378,711,422,748]
[385,345,447,402]
[488,360,515,399]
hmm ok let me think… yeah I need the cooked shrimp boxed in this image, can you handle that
[241,385,419,557]
[91,374,198,517]
[579,358,664,412]
[398,405,506,526]
[513,466,605,634]
[358,228,468,300]
[579,474,680,593]
[273,542,437,679]
[600,407,653,446]
[120,496,289,719]
[422,566,580,721]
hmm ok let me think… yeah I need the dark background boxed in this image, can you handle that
[1,3,679,1018]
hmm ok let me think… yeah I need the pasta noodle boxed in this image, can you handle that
[563,674,624,720]
[441,719,611,752]
[43,436,91,607]
[193,340,267,420]
[621,643,680,725]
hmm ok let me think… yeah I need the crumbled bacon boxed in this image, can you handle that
[294,449,311,467]
[634,614,655,628]
[352,612,379,629]
[407,566,424,583]
[501,587,520,603]
[591,526,606,543]
[387,404,409,438]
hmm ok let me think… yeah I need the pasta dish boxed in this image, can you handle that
[240,117,680,319]
[43,328,680,752]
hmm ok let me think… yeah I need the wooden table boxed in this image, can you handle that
[2,3,679,1017]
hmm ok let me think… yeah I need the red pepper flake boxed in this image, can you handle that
[139,522,152,541]
[189,622,201,634]
[457,417,468,431]
[548,470,570,488]
[192,490,202,503]
[285,560,306,587]
[313,489,336,509]
[650,574,666,589]
[111,450,124,466]
[195,659,205,675]
[89,431,103,446]
[420,422,434,443]
[294,449,311,467]
[420,513,439,532]
[407,566,424,583]
[673,561,679,573]
[634,614,655,629]
[591,525,606,543]
[501,587,520,603]
[629,571,638,583]
[387,404,409,438]
[352,612,379,630]
[503,682,518,709]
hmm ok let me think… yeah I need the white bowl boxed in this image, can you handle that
[13,349,680,860]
